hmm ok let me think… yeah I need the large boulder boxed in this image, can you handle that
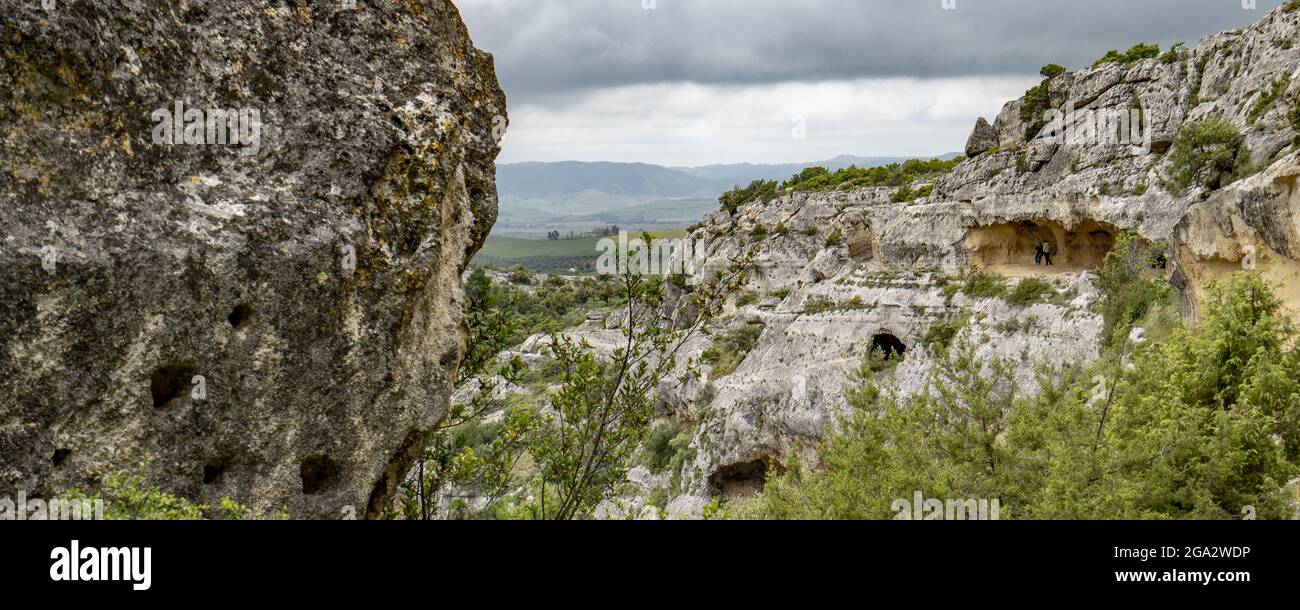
[964,117,998,157]
[0,0,506,518]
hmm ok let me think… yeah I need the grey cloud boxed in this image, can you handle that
[460,0,1286,99]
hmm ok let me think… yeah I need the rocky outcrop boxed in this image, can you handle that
[964,117,997,157]
[654,5,1300,516]
[0,0,506,518]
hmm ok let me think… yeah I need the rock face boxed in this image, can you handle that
[0,0,506,518]
[964,117,997,157]
[649,5,1300,515]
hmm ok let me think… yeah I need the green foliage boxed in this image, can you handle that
[1247,76,1290,125]
[1005,277,1055,307]
[922,316,966,353]
[958,268,1007,300]
[702,323,764,378]
[1095,231,1174,348]
[717,158,962,211]
[1020,81,1050,140]
[1167,117,1247,192]
[743,272,1300,520]
[1039,63,1066,79]
[890,183,934,203]
[506,264,532,285]
[1287,0,1300,13]
[749,224,769,240]
[61,467,286,520]
[720,179,779,213]
[824,228,843,247]
[639,420,697,479]
[1289,98,1300,134]
[735,291,760,307]
[1092,43,1160,68]
[1160,42,1184,64]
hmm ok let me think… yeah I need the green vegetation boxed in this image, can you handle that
[717,158,963,211]
[1247,76,1290,125]
[1020,64,1071,141]
[1290,98,1300,135]
[1095,231,1174,348]
[733,271,1300,520]
[955,268,1008,300]
[1005,277,1055,307]
[61,466,287,520]
[922,316,966,353]
[1287,0,1300,13]
[466,267,628,345]
[702,324,764,378]
[1166,117,1248,192]
[1159,43,1184,64]
[474,230,689,275]
[891,183,934,203]
[1039,64,1066,79]
[1092,43,1161,68]
[825,228,843,247]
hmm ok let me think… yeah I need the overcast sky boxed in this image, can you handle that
[458,0,1285,166]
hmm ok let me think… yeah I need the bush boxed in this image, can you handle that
[825,228,842,247]
[1092,43,1160,68]
[720,179,778,214]
[1020,81,1051,140]
[1247,76,1289,125]
[1039,63,1066,79]
[922,317,966,353]
[1167,117,1246,192]
[716,157,962,205]
[1095,231,1173,347]
[802,295,836,315]
[1005,277,1054,307]
[1290,99,1300,134]
[702,324,764,378]
[959,268,1007,300]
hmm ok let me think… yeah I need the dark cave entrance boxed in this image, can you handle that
[870,333,907,361]
[709,457,784,499]
[965,219,1118,272]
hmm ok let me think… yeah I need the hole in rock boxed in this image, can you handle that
[150,364,197,408]
[227,304,251,328]
[964,219,1117,275]
[51,448,71,467]
[870,333,907,360]
[709,458,784,499]
[203,462,225,485]
[300,455,341,495]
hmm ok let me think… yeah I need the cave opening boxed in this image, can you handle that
[150,363,197,408]
[227,303,251,328]
[203,462,226,485]
[300,455,341,495]
[870,333,907,361]
[709,458,784,499]
[964,219,1117,274]
[51,448,71,467]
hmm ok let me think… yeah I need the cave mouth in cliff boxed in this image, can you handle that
[51,448,71,467]
[710,458,785,499]
[203,462,226,485]
[870,333,907,361]
[965,219,1118,274]
[150,363,198,408]
[227,303,251,328]
[301,455,341,495]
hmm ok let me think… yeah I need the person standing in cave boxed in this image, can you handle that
[1034,241,1044,265]
[1042,239,1055,266]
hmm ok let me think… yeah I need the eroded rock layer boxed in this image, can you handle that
[0,0,505,518]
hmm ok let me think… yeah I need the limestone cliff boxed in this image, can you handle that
[638,5,1300,516]
[0,0,506,518]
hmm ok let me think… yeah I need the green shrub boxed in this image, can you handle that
[1020,81,1051,140]
[1287,0,1300,12]
[825,228,842,247]
[773,222,790,236]
[1039,63,1066,79]
[1092,43,1160,68]
[1290,99,1300,133]
[1247,76,1290,125]
[1095,231,1173,347]
[735,292,760,307]
[1167,117,1246,192]
[749,225,769,240]
[1159,42,1184,64]
[891,184,934,203]
[1005,277,1055,307]
[720,179,778,213]
[803,295,836,315]
[702,324,764,378]
[959,268,1007,300]
[717,157,962,205]
[922,317,966,352]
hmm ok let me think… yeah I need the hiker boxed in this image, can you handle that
[1042,240,1055,266]
[1034,242,1044,265]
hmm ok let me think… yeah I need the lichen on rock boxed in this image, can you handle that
[0,0,506,518]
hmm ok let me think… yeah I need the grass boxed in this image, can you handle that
[702,324,764,378]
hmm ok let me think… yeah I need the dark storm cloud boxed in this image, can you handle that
[459,0,1285,97]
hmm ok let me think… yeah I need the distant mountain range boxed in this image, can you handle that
[493,153,961,231]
